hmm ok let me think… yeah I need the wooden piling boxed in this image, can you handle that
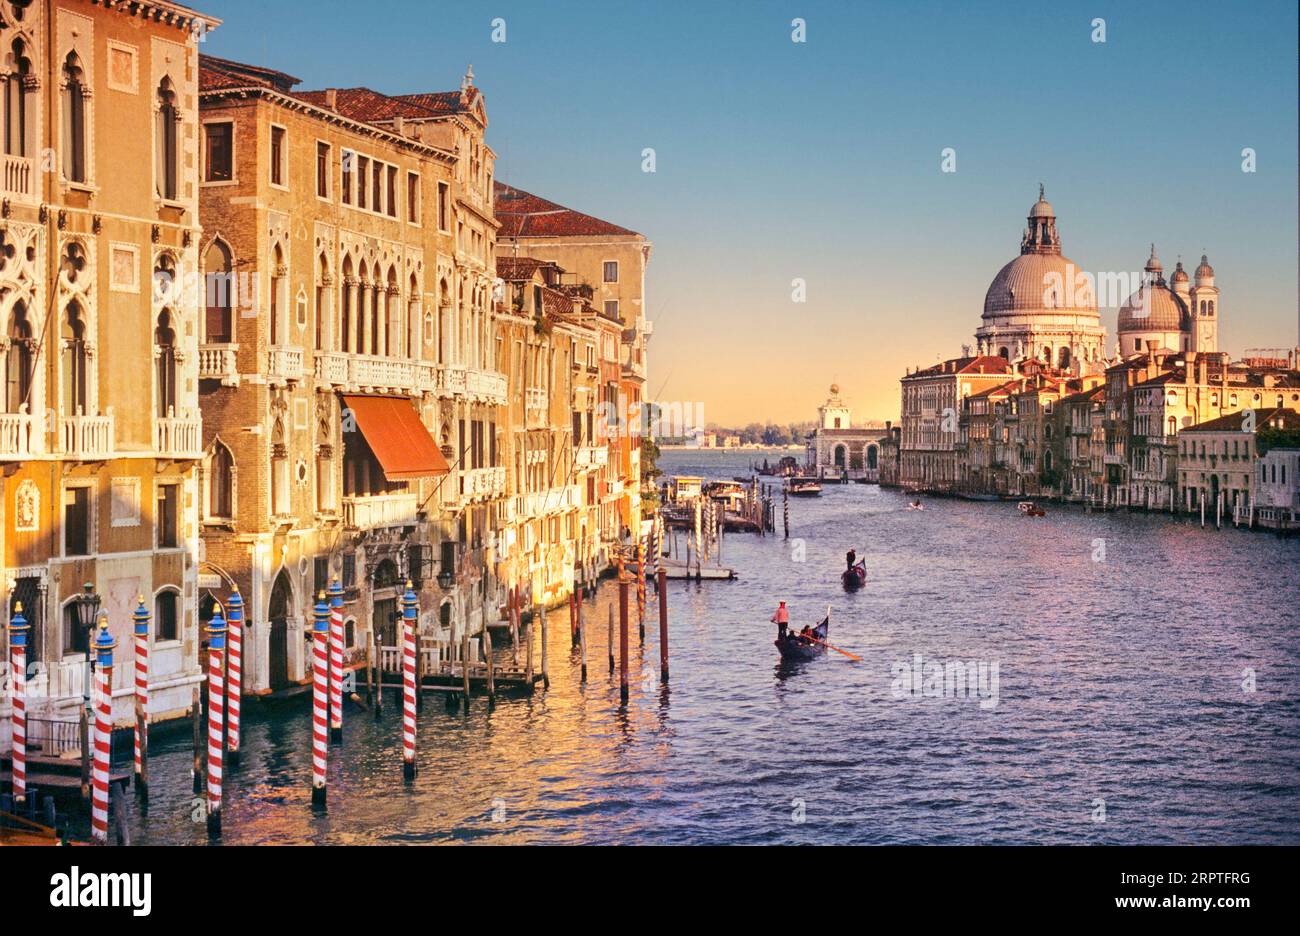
[539,584,550,690]
[191,685,203,794]
[371,629,383,718]
[135,704,149,801]
[658,567,669,682]
[619,580,630,703]
[80,705,90,801]
[483,626,496,702]
[461,626,471,704]
[783,487,789,538]
[607,603,615,674]
[569,590,578,648]
[636,540,646,644]
[578,587,588,682]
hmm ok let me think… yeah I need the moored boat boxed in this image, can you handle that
[1018,501,1046,517]
[775,612,830,662]
[788,477,822,497]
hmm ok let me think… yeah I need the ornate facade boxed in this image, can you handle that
[1,0,215,734]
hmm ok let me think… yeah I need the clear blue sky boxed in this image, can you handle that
[202,0,1299,424]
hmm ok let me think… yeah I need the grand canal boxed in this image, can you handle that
[105,449,1300,844]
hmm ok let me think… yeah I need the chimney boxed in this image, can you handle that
[394,115,405,136]
[1198,357,1208,387]
[324,88,338,111]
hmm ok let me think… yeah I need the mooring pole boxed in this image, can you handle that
[90,619,116,844]
[191,684,202,794]
[658,567,669,682]
[204,611,226,836]
[619,580,630,703]
[401,582,418,781]
[132,596,150,799]
[223,590,242,767]
[578,585,588,682]
[569,589,578,648]
[539,578,550,690]
[7,604,28,806]
[328,578,345,743]
[310,593,330,808]
[371,627,383,719]
[607,602,615,674]
[483,622,496,704]
[636,539,646,644]
[783,487,789,538]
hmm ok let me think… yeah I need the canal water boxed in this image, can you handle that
[107,449,1300,844]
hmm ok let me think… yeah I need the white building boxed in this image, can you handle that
[805,384,889,481]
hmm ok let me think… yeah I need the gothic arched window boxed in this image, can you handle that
[155,309,177,416]
[204,240,233,342]
[61,53,87,183]
[208,441,234,518]
[155,79,179,199]
[4,301,33,413]
[61,301,88,416]
[3,38,32,159]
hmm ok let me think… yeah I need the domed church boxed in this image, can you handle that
[975,187,1108,374]
[1116,246,1219,358]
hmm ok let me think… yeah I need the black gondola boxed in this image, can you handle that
[841,560,867,591]
[775,612,830,662]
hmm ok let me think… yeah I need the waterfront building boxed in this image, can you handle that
[804,384,889,481]
[1176,407,1300,516]
[195,56,509,690]
[1253,445,1300,531]
[1,0,217,733]
[494,182,650,535]
[1049,384,1106,502]
[899,355,1013,490]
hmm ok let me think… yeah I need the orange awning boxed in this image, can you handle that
[342,395,450,480]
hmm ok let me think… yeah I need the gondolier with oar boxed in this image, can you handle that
[770,601,790,639]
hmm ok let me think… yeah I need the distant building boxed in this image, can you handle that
[1254,446,1300,530]
[1177,408,1300,515]
[805,384,890,481]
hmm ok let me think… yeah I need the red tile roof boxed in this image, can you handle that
[495,257,552,281]
[199,54,300,93]
[1183,407,1300,434]
[294,87,477,123]
[494,181,640,238]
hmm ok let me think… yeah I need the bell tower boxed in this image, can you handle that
[1188,254,1218,353]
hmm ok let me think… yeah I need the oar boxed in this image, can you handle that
[800,633,861,662]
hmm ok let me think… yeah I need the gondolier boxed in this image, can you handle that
[770,601,790,638]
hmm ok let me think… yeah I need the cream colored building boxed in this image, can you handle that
[1,0,217,738]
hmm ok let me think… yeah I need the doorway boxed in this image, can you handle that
[268,569,293,689]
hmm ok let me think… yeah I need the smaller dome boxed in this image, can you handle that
[1117,283,1189,333]
[1144,244,1162,275]
[1028,183,1053,218]
[1195,254,1214,281]
[1170,260,1188,285]
[829,383,839,395]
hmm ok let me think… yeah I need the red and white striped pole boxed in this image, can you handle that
[132,596,150,800]
[7,603,29,805]
[310,592,330,808]
[90,618,116,844]
[401,581,418,781]
[328,578,345,743]
[226,589,244,766]
[205,611,226,836]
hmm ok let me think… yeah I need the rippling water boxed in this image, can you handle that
[106,449,1300,844]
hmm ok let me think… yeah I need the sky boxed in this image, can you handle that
[201,0,1299,426]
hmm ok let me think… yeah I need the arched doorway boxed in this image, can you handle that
[268,569,293,689]
[372,558,400,650]
[833,445,846,469]
[867,445,878,470]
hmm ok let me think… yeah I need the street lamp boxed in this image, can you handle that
[73,581,101,800]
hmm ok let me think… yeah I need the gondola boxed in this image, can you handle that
[1018,501,1046,517]
[775,612,830,662]
[841,559,867,591]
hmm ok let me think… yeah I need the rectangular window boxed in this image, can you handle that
[603,261,619,283]
[155,591,179,642]
[437,182,449,231]
[372,162,382,213]
[156,483,179,548]
[341,151,353,204]
[314,556,330,597]
[342,553,357,589]
[357,157,369,209]
[407,171,420,223]
[204,122,233,182]
[316,141,330,198]
[386,165,398,217]
[604,300,620,321]
[110,478,141,527]
[64,486,90,556]
[270,126,286,186]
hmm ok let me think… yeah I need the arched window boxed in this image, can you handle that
[3,39,32,158]
[155,309,177,416]
[407,274,420,358]
[269,244,285,346]
[1058,346,1070,370]
[340,256,354,353]
[209,441,234,518]
[998,346,1008,360]
[154,589,180,642]
[314,253,330,351]
[385,267,399,358]
[155,79,179,200]
[204,240,233,342]
[270,418,289,516]
[1207,301,1214,316]
[61,53,87,183]
[61,301,88,416]
[5,301,33,414]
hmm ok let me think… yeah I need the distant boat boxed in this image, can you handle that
[1018,501,1046,517]
[841,560,867,591]
[775,612,830,662]
[907,499,924,511]
[788,477,822,497]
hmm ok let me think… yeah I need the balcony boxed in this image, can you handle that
[0,410,35,458]
[60,412,114,459]
[575,445,609,468]
[465,368,508,403]
[268,346,304,385]
[2,154,34,200]
[516,485,580,518]
[459,466,506,502]
[155,412,202,458]
[343,493,420,529]
[198,344,239,385]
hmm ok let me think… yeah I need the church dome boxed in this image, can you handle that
[1117,282,1189,333]
[1170,260,1188,285]
[982,188,1097,319]
[983,252,1096,318]
[1194,254,1215,283]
